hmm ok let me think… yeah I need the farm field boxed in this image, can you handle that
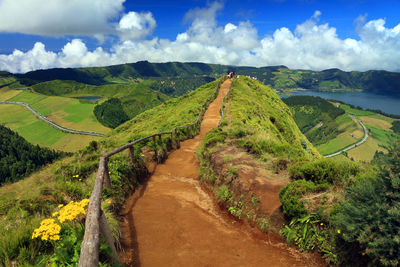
[0,89,107,152]
[0,87,22,100]
[4,89,110,133]
[335,104,399,161]
[0,104,101,152]
[316,113,362,155]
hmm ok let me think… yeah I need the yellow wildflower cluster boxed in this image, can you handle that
[32,218,61,241]
[32,199,89,242]
[55,199,90,223]
[73,174,79,178]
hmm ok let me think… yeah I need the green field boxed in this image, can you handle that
[316,113,361,155]
[336,104,399,161]
[0,89,109,152]
[0,104,101,152]
[5,90,110,133]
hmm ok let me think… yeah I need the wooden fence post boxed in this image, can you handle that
[128,146,135,164]
[175,129,180,148]
[99,210,120,265]
[170,131,173,149]
[152,135,158,160]
[103,157,112,190]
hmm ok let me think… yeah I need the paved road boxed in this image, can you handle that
[324,114,368,158]
[0,101,105,137]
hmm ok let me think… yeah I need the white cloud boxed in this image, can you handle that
[0,2,400,73]
[0,0,125,37]
[117,12,156,40]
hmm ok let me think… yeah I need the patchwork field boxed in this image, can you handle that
[334,104,399,162]
[316,113,362,155]
[0,104,101,152]
[0,87,22,100]
[0,89,108,152]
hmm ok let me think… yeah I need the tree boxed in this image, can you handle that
[333,142,400,266]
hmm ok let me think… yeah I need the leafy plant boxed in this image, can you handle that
[333,142,400,267]
[281,213,337,263]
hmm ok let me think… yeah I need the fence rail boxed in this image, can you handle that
[78,77,230,266]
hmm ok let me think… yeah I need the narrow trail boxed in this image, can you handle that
[119,79,322,267]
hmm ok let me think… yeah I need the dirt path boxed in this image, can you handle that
[119,79,322,267]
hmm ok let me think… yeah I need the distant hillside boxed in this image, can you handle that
[0,125,65,185]
[283,96,345,145]
[16,61,224,85]
[2,61,400,96]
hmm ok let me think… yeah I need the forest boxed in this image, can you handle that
[0,125,65,185]
[283,95,345,145]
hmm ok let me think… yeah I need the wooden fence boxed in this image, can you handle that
[78,77,230,266]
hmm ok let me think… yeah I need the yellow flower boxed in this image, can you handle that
[31,218,61,241]
[107,200,112,204]
[362,252,366,256]
[52,211,59,217]
[320,223,324,226]
[337,229,341,234]
[58,204,64,208]
[57,199,89,223]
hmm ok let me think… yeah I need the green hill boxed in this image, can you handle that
[0,125,65,185]
[282,96,345,145]
[0,77,224,266]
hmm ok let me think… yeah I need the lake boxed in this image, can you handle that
[72,96,103,103]
[280,91,400,115]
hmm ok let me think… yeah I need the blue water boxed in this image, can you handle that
[280,91,400,115]
[73,96,103,103]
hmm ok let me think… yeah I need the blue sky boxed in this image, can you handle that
[0,0,399,73]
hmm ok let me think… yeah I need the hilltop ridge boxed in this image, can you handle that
[1,61,400,96]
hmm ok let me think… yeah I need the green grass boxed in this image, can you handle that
[3,89,110,134]
[316,114,360,155]
[0,88,22,101]
[108,78,222,147]
[0,104,101,152]
[8,90,46,104]
[0,77,226,266]
[340,104,375,116]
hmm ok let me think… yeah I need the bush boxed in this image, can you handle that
[279,180,328,219]
[332,142,400,266]
[289,158,359,185]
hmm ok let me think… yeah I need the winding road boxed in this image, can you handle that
[0,101,105,137]
[324,114,368,158]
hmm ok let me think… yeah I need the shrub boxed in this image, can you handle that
[332,142,400,267]
[289,158,359,185]
[279,180,328,219]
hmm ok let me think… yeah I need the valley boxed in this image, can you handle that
[0,64,399,266]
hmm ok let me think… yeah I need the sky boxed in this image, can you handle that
[0,0,399,73]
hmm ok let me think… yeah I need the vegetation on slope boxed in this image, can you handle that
[283,96,345,145]
[391,120,400,133]
[0,77,224,266]
[282,96,400,161]
[333,142,400,266]
[0,125,65,185]
[197,76,319,238]
[93,98,130,128]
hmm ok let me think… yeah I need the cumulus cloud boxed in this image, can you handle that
[117,12,156,40]
[0,2,400,73]
[0,0,125,37]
